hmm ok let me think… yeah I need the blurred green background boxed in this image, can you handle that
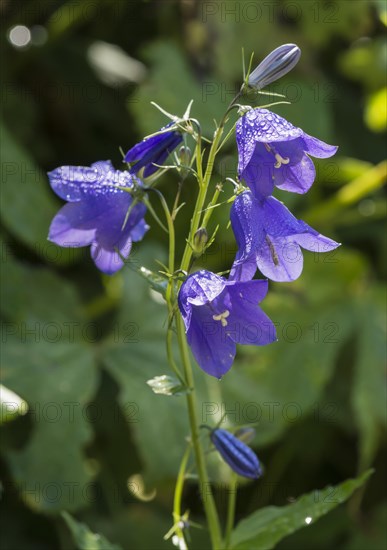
[1,1,386,549]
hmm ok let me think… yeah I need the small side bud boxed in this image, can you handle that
[248,44,301,90]
[178,146,191,179]
[192,227,208,257]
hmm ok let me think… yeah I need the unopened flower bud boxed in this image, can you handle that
[248,44,301,90]
[192,227,208,257]
[178,146,191,179]
[211,428,262,479]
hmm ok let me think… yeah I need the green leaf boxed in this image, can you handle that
[0,242,85,324]
[1,253,98,511]
[101,264,189,482]
[230,469,373,550]
[351,289,387,470]
[0,384,28,424]
[0,121,77,265]
[2,337,97,512]
[61,512,122,550]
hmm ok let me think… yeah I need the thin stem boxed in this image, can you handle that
[201,183,223,230]
[224,473,238,549]
[172,445,192,543]
[155,189,185,384]
[172,181,183,221]
[179,125,225,274]
[176,315,222,549]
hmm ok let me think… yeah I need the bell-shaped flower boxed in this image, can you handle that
[178,270,276,378]
[230,191,340,282]
[236,108,337,197]
[48,160,148,274]
[210,428,262,479]
[125,123,183,177]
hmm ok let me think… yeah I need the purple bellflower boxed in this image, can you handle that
[230,191,340,283]
[210,428,262,479]
[178,270,276,378]
[125,123,183,177]
[236,108,338,197]
[48,160,149,275]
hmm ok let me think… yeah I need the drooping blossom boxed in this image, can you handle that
[48,160,148,274]
[125,123,183,177]
[230,191,340,282]
[178,270,276,378]
[236,108,337,197]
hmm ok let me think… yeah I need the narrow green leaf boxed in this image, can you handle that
[230,469,373,549]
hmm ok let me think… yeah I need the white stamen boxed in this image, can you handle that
[274,153,290,168]
[213,310,230,327]
[263,143,289,168]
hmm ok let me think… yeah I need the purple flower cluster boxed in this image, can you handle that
[48,128,182,274]
[178,108,339,377]
[46,49,339,381]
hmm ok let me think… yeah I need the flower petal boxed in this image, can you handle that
[256,236,304,282]
[302,134,338,158]
[187,305,236,378]
[48,202,96,247]
[230,254,258,282]
[275,153,315,194]
[130,219,150,242]
[48,161,114,202]
[90,232,133,275]
[226,282,277,345]
[294,221,340,252]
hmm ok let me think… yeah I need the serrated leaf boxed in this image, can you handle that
[62,512,122,550]
[230,469,373,549]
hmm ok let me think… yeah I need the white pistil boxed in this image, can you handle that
[274,153,290,168]
[213,310,230,327]
[264,143,290,168]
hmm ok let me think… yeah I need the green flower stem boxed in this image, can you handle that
[170,125,229,549]
[201,182,223,231]
[224,473,238,549]
[156,190,185,384]
[179,126,224,273]
[171,445,192,543]
[176,314,222,549]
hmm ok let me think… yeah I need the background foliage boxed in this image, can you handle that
[1,1,386,548]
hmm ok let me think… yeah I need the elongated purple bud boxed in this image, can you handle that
[248,44,301,90]
[210,428,262,479]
